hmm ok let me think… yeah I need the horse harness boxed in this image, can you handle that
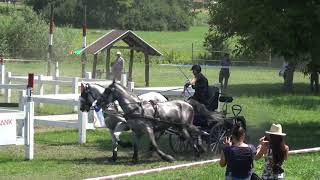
[123,100,160,122]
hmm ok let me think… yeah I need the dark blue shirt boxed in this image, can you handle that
[223,144,257,178]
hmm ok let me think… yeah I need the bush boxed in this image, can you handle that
[0,7,74,60]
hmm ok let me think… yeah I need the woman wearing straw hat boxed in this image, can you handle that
[255,124,289,180]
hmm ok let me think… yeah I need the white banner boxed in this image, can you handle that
[0,113,16,145]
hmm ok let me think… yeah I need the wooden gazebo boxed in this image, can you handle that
[80,30,162,86]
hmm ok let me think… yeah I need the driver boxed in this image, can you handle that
[184,64,209,106]
[184,64,210,127]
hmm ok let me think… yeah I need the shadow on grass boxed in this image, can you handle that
[227,83,313,97]
[246,121,320,150]
[268,96,320,110]
[55,156,166,166]
[282,121,320,150]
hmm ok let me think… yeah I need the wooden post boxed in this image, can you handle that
[5,72,11,103]
[47,4,54,76]
[106,49,110,79]
[81,2,87,78]
[144,53,150,87]
[92,54,98,78]
[128,49,134,81]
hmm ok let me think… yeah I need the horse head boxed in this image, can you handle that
[80,83,104,112]
[97,82,139,110]
[97,82,119,108]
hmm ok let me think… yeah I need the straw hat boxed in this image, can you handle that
[266,124,286,136]
[116,51,121,55]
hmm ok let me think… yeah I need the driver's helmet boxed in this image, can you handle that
[191,64,201,73]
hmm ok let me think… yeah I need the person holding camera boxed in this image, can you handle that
[255,124,289,180]
[219,122,257,180]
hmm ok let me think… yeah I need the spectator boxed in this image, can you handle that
[279,61,288,81]
[219,53,231,91]
[111,51,125,81]
[219,122,256,180]
[307,62,319,92]
[255,124,289,180]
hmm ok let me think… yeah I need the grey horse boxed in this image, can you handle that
[95,81,204,163]
[79,83,168,162]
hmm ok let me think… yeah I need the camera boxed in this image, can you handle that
[264,136,269,141]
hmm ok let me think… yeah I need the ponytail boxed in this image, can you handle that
[231,122,245,141]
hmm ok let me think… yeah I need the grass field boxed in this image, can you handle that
[0,62,319,179]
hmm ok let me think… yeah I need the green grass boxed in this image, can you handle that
[0,62,319,179]
[126,152,320,180]
[67,26,208,52]
[60,26,208,63]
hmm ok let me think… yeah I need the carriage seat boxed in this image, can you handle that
[206,86,220,111]
[219,96,233,103]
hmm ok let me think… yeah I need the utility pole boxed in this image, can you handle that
[47,4,54,76]
[81,0,87,78]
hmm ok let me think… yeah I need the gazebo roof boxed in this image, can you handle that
[81,30,162,56]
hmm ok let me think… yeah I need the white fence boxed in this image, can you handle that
[0,85,34,160]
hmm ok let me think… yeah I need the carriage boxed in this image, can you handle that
[166,86,247,155]
[80,82,247,162]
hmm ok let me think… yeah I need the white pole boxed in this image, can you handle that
[37,75,44,108]
[54,61,59,94]
[128,81,134,92]
[18,90,26,137]
[5,71,11,103]
[25,74,34,160]
[0,63,5,95]
[85,72,92,80]
[73,77,79,112]
[121,73,127,87]
[78,101,87,144]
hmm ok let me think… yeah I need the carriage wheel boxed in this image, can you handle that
[169,134,192,154]
[208,123,228,155]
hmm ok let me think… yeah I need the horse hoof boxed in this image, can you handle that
[165,155,176,163]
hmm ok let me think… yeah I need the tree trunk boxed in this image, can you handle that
[283,60,296,93]
[310,25,320,93]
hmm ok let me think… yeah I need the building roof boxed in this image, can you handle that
[81,30,162,56]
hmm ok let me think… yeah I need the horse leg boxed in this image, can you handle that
[181,127,200,157]
[107,130,118,162]
[115,122,132,148]
[131,131,140,163]
[144,125,175,162]
[187,124,207,154]
[147,130,164,155]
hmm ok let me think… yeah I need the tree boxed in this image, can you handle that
[25,0,192,31]
[206,0,320,92]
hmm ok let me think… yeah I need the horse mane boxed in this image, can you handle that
[89,83,106,94]
[113,83,140,100]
